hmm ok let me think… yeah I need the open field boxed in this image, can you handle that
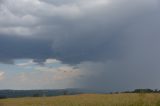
[0,93,160,106]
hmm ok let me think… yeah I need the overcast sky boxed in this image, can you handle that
[0,0,160,91]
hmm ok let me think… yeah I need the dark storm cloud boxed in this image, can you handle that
[0,0,159,63]
[74,1,160,90]
[0,35,53,64]
[0,0,160,90]
[44,0,159,64]
[0,0,159,64]
[0,0,129,64]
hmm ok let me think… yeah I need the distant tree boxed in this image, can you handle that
[33,93,41,97]
[123,91,131,93]
[154,89,158,93]
[63,90,69,95]
[133,89,153,93]
[0,95,7,99]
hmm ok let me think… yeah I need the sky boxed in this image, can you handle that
[0,0,160,91]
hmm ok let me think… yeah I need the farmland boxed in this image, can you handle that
[0,93,160,106]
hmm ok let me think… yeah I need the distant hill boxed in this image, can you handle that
[0,89,79,98]
[0,88,108,98]
[0,88,158,98]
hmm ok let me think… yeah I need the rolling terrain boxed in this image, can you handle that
[0,93,160,106]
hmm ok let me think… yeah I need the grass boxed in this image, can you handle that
[0,93,160,106]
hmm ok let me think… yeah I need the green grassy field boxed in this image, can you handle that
[0,93,160,106]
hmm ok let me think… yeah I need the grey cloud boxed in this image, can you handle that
[1,0,157,64]
[0,0,160,90]
[0,0,159,64]
[46,0,159,64]
[39,0,76,5]
[0,35,53,64]
[75,4,160,90]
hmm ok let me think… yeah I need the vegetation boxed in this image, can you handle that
[0,89,82,98]
[0,93,160,106]
[133,89,159,93]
